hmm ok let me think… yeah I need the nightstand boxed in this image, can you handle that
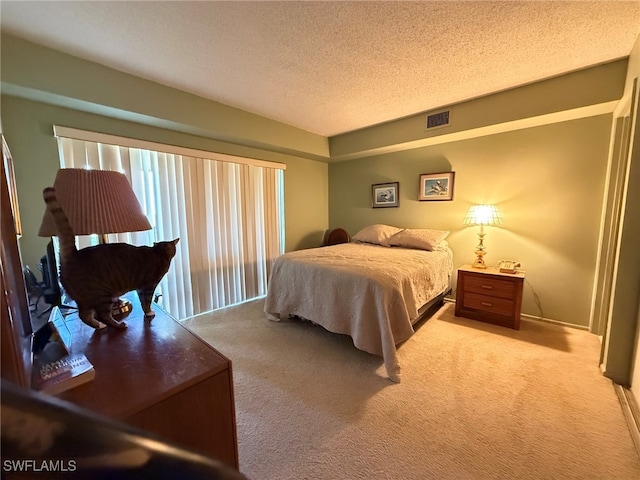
[454,265,525,329]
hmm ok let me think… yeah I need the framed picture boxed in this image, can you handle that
[372,182,399,208]
[418,172,455,201]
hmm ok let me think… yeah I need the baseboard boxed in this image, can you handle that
[614,383,640,461]
[520,312,590,330]
[445,298,588,330]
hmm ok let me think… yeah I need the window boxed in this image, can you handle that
[54,127,285,320]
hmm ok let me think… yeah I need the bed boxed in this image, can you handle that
[263,224,453,382]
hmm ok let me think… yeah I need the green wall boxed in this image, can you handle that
[325,58,629,329]
[1,34,329,272]
[329,116,612,327]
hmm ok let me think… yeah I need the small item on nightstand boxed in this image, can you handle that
[497,260,521,274]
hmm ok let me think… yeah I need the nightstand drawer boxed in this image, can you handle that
[464,275,516,300]
[463,292,515,317]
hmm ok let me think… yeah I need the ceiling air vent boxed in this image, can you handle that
[425,110,450,130]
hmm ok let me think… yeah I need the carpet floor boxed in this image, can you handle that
[183,299,640,480]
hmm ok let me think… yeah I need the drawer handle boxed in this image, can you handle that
[481,302,493,307]
[481,285,494,290]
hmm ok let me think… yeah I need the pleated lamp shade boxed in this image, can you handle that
[463,204,503,226]
[38,168,152,237]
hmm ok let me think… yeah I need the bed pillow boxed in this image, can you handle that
[388,228,450,251]
[352,224,403,247]
[433,239,450,251]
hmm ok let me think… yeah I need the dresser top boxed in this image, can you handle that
[56,297,229,418]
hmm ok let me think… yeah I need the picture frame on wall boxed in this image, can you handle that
[418,172,455,201]
[372,182,399,208]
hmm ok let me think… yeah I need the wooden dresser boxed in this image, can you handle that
[56,299,239,469]
[455,265,525,329]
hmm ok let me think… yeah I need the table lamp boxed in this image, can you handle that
[38,168,152,318]
[464,204,502,269]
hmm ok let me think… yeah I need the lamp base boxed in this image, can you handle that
[111,297,133,322]
[472,257,488,269]
[472,229,488,269]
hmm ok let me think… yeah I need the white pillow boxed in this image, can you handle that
[388,228,450,251]
[352,224,403,247]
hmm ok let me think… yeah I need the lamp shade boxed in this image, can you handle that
[463,204,503,226]
[38,168,152,237]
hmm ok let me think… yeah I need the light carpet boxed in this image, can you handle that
[183,300,640,480]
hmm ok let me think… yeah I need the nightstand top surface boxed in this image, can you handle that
[459,264,525,279]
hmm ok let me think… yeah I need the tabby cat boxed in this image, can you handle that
[43,187,179,330]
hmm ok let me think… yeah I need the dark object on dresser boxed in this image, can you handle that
[23,265,46,311]
[38,240,77,318]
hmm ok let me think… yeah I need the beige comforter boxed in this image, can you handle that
[263,243,453,382]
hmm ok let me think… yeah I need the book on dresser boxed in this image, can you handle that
[32,352,95,395]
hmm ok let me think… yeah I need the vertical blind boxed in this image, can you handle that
[54,128,285,320]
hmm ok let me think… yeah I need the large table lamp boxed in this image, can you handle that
[464,204,502,269]
[38,168,152,318]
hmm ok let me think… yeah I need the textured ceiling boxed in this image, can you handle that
[1,1,639,137]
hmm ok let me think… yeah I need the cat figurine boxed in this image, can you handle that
[42,186,179,330]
